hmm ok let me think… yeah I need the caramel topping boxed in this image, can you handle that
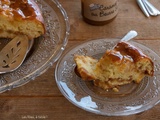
[114,42,147,62]
[104,50,123,62]
[0,0,38,19]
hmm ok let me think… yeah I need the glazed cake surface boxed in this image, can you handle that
[0,0,45,39]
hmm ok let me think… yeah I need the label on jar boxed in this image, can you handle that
[82,0,118,21]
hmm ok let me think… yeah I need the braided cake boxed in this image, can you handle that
[0,0,45,39]
[74,41,154,91]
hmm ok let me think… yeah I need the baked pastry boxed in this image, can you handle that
[74,41,154,91]
[0,0,45,39]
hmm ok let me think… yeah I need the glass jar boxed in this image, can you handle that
[81,0,118,25]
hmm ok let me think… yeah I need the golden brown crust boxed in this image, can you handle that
[115,42,152,63]
[115,42,154,76]
[0,0,43,21]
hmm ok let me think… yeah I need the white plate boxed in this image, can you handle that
[55,38,160,116]
[0,0,69,93]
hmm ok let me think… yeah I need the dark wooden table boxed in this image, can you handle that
[0,0,160,119]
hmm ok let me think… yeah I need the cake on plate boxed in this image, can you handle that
[74,41,154,91]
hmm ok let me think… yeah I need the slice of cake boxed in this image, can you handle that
[74,41,154,91]
[0,0,45,39]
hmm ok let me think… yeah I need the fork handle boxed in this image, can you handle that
[137,0,150,17]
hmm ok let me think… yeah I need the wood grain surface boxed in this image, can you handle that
[0,0,160,119]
